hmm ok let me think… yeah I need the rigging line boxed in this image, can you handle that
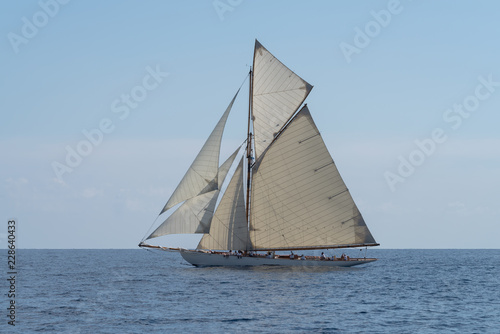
[237,71,250,93]
[142,247,163,256]
[141,214,160,242]
[253,87,307,96]
[257,178,298,250]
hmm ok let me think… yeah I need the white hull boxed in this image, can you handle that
[180,250,376,267]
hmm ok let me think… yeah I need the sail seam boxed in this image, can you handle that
[206,217,249,250]
[203,233,224,250]
[254,88,307,96]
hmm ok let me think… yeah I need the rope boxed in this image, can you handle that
[141,215,160,242]
[142,248,163,256]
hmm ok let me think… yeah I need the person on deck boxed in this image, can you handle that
[320,252,326,260]
[290,251,294,259]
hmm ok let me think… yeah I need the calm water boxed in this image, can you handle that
[3,249,499,333]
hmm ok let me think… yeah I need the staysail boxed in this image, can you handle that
[249,105,377,250]
[147,148,240,239]
[252,40,313,158]
[197,157,249,250]
[159,90,239,215]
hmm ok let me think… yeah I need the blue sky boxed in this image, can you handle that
[1,0,499,249]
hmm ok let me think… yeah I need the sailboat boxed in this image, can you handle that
[139,40,379,267]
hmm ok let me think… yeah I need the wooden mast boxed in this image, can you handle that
[245,67,253,243]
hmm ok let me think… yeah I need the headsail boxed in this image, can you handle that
[197,157,249,250]
[147,148,241,239]
[159,90,239,214]
[249,105,376,251]
[252,40,313,158]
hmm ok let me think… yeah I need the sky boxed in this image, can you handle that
[1,0,499,249]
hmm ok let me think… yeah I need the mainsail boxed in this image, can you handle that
[249,106,376,250]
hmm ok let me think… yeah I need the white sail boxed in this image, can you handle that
[147,147,241,239]
[218,147,240,189]
[197,157,249,250]
[249,106,376,250]
[148,191,218,237]
[252,40,313,158]
[159,90,239,214]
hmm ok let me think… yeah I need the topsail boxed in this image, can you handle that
[252,41,313,158]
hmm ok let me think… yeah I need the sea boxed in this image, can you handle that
[3,249,499,333]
